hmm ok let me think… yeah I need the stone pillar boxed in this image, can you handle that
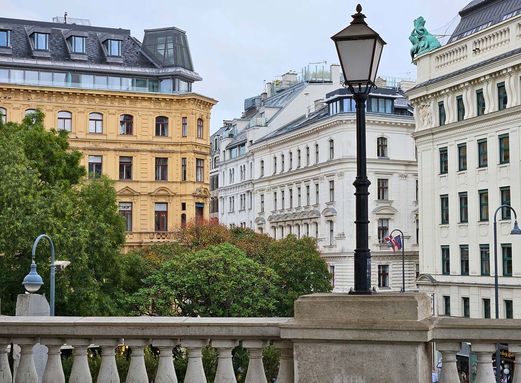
[153,340,178,383]
[41,339,65,383]
[273,341,294,383]
[212,340,238,383]
[96,340,120,383]
[126,340,148,383]
[182,340,208,383]
[68,339,92,383]
[282,293,432,383]
[508,345,521,383]
[436,342,460,383]
[13,339,37,383]
[472,343,496,383]
[243,340,267,383]
[0,341,12,383]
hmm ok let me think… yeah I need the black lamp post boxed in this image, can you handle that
[332,4,386,293]
[492,205,521,382]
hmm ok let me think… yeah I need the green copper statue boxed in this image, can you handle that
[409,16,441,59]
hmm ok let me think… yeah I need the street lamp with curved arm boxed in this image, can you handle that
[389,228,405,292]
[22,234,56,316]
[492,205,521,383]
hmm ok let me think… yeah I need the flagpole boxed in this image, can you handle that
[390,228,405,292]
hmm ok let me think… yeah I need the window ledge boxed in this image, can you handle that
[439,224,450,227]
[0,47,12,55]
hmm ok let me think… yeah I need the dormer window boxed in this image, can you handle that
[0,30,10,48]
[104,39,121,56]
[69,36,86,54]
[33,32,49,50]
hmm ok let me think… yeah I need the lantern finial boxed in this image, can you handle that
[351,4,367,25]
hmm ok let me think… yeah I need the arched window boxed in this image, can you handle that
[25,109,37,116]
[181,213,187,228]
[57,111,72,131]
[377,137,388,158]
[329,139,334,160]
[155,116,168,137]
[197,118,204,139]
[89,112,103,134]
[119,114,133,135]
[0,107,6,124]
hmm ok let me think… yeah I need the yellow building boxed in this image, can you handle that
[0,18,216,247]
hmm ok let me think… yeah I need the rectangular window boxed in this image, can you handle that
[377,218,389,243]
[476,89,485,116]
[480,244,490,276]
[329,220,334,245]
[181,158,187,181]
[297,149,301,167]
[478,139,488,167]
[498,82,507,111]
[274,192,277,210]
[505,299,513,319]
[315,143,319,164]
[289,189,293,208]
[119,202,132,231]
[442,246,450,275]
[462,297,470,318]
[196,159,204,182]
[438,101,446,126]
[182,117,188,137]
[306,185,310,206]
[377,179,389,200]
[483,298,491,319]
[281,190,285,209]
[260,194,264,213]
[377,137,388,158]
[479,189,489,221]
[281,154,285,172]
[89,113,103,133]
[456,95,465,121]
[0,30,10,48]
[106,39,122,56]
[459,192,468,223]
[306,147,310,166]
[499,133,509,164]
[88,155,102,178]
[460,245,469,276]
[329,180,335,202]
[297,187,301,207]
[457,143,467,171]
[155,158,168,181]
[70,36,86,54]
[329,140,334,160]
[501,186,511,220]
[502,244,512,276]
[119,156,132,180]
[440,194,449,224]
[315,183,319,204]
[156,117,168,136]
[378,265,390,288]
[273,156,277,174]
[154,203,168,231]
[443,296,451,316]
[57,112,72,132]
[260,160,264,177]
[439,147,448,174]
[329,265,335,288]
[33,32,49,50]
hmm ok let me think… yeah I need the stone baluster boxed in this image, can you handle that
[0,341,12,383]
[153,340,178,383]
[437,342,460,383]
[68,339,92,383]
[182,340,208,383]
[212,340,238,383]
[125,340,149,383]
[508,345,521,383]
[472,343,496,383]
[243,340,267,383]
[12,338,37,383]
[41,339,65,383]
[96,340,120,383]
[273,341,294,383]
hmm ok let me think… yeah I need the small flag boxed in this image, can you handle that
[384,235,402,252]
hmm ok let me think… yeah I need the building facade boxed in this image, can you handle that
[408,0,521,318]
[0,17,216,247]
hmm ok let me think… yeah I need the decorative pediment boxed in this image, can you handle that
[117,186,139,196]
[322,207,337,217]
[267,210,321,223]
[416,273,437,284]
[193,187,210,198]
[255,217,266,225]
[149,187,175,196]
[372,205,398,216]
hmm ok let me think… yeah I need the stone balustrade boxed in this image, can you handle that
[3,294,521,382]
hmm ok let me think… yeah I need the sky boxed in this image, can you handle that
[2,0,471,133]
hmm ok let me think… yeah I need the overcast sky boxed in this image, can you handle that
[3,0,471,132]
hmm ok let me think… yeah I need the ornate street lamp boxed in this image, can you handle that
[332,4,386,293]
[492,205,521,382]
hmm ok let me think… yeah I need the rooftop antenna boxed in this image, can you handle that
[64,12,68,24]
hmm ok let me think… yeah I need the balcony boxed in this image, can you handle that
[1,293,520,382]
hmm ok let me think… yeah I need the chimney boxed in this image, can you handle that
[330,64,341,86]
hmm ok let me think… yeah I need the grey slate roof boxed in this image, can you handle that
[449,0,521,43]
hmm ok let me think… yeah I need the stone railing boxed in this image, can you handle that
[125,231,178,248]
[3,294,521,382]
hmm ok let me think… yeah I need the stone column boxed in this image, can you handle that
[212,340,238,383]
[437,342,460,383]
[41,339,65,383]
[96,340,120,383]
[182,340,208,383]
[243,340,267,383]
[68,339,92,383]
[508,345,521,383]
[125,340,148,383]
[152,340,178,383]
[13,339,37,383]
[472,343,496,383]
[0,341,12,383]
[273,341,293,383]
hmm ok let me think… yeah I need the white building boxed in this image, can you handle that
[252,85,418,292]
[407,0,521,318]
